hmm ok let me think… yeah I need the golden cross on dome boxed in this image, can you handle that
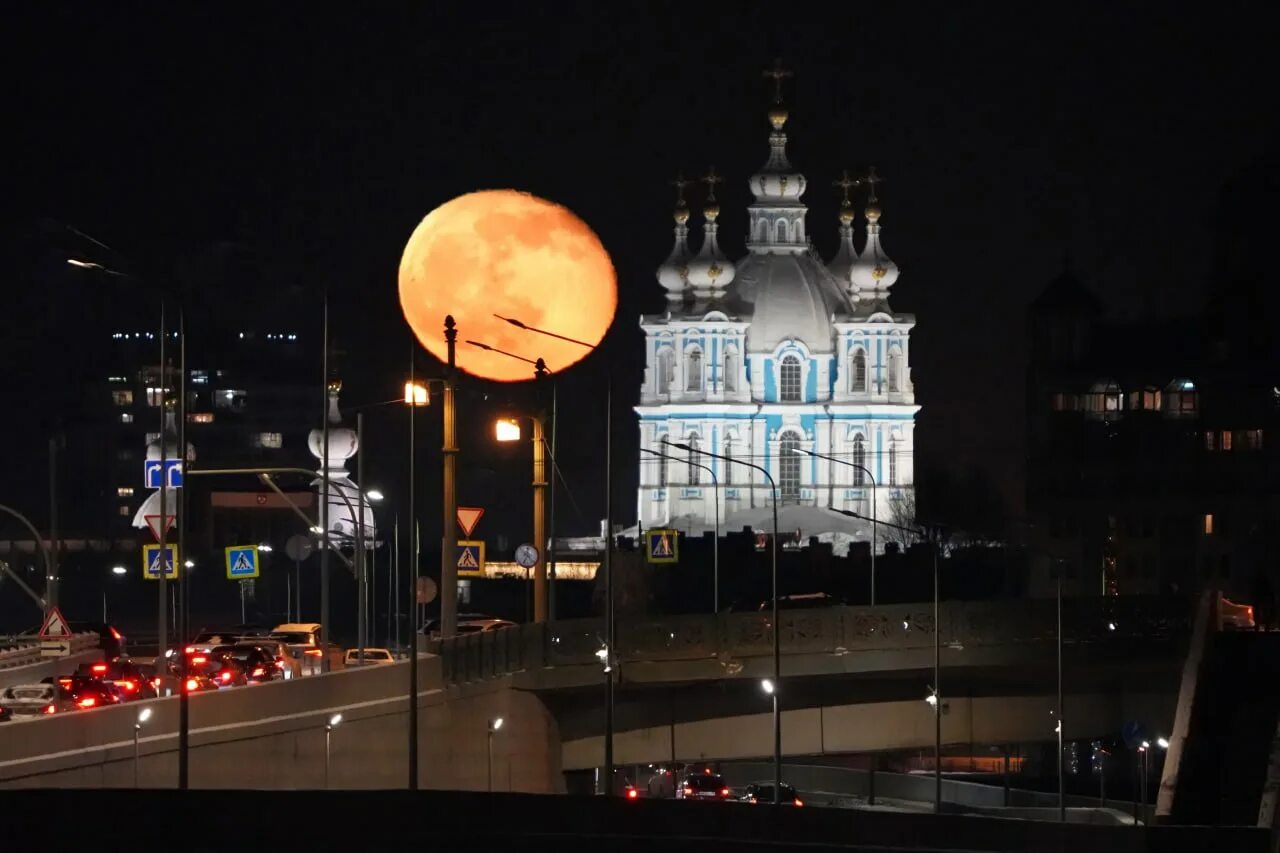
[834,169,860,206]
[763,58,792,104]
[863,165,883,202]
[671,172,690,207]
[700,166,723,202]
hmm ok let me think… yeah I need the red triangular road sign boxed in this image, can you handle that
[456,507,484,538]
[144,514,176,542]
[39,607,71,638]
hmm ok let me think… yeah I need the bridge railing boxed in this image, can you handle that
[0,633,100,670]
[432,597,1191,685]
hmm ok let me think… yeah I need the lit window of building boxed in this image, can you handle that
[215,389,248,411]
[107,375,128,383]
[1128,387,1161,411]
[1051,392,1078,412]
[778,432,801,499]
[190,370,209,385]
[1220,430,1232,451]
[779,355,802,402]
[253,432,283,449]
[1241,429,1264,451]
[188,413,214,424]
[145,387,169,407]
[120,412,133,424]
[117,487,134,497]
[1203,513,1214,535]
[118,505,130,517]
[1164,379,1198,416]
[112,390,133,407]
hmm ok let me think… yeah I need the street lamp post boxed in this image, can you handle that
[792,448,876,604]
[673,441,780,804]
[134,706,152,787]
[488,716,504,792]
[325,713,343,788]
[494,412,552,622]
[0,504,53,611]
[642,448,719,611]
[441,317,460,641]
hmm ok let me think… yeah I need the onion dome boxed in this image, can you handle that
[307,379,359,478]
[849,167,900,297]
[656,173,693,303]
[747,104,807,203]
[826,169,861,297]
[685,166,736,300]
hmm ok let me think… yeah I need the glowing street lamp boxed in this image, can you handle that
[488,717,504,792]
[325,713,344,788]
[112,565,127,576]
[133,706,153,786]
[366,489,384,502]
[494,418,522,443]
[403,381,429,407]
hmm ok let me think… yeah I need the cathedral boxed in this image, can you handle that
[634,71,920,552]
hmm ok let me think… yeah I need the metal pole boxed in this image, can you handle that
[103,590,107,622]
[1057,574,1065,823]
[286,573,291,624]
[325,725,332,789]
[488,730,494,793]
[934,540,941,813]
[134,725,141,787]
[532,415,547,622]
[870,470,876,606]
[320,292,331,672]
[158,302,168,665]
[392,515,398,649]
[357,412,366,664]
[240,582,246,623]
[604,375,614,792]
[548,381,558,621]
[407,347,419,790]
[771,477,780,805]
[441,315,459,639]
[47,436,58,610]
[0,506,52,611]
[713,466,720,613]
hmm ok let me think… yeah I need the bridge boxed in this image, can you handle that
[0,597,1192,794]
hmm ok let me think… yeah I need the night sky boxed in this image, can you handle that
[4,4,1277,537]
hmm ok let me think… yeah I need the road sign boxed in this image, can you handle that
[225,545,260,579]
[456,540,485,577]
[142,543,180,580]
[416,576,438,605]
[457,507,484,538]
[144,458,184,489]
[144,513,176,542]
[285,534,315,562]
[646,529,678,564]
[514,543,539,569]
[41,639,71,657]
[38,606,71,639]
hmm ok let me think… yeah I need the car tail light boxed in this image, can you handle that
[185,678,199,692]
[109,627,123,641]
[251,667,265,677]
[91,664,108,674]
[185,646,196,654]
[119,680,136,692]
[275,660,285,669]
[191,655,207,665]
[682,787,692,796]
[58,678,72,687]
[794,799,804,807]
[719,788,730,797]
[626,788,638,799]
[151,678,161,690]
[77,697,96,708]
[42,704,57,715]
[704,768,711,774]
[219,671,233,683]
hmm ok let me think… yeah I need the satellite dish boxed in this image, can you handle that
[285,534,315,562]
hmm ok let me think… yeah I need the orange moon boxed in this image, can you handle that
[398,190,617,382]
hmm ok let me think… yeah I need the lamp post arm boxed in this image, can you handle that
[0,503,53,610]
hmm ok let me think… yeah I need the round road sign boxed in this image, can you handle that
[514,543,539,569]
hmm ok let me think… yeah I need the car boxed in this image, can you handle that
[1221,598,1256,630]
[421,613,495,637]
[739,782,803,806]
[758,593,844,611]
[0,684,78,718]
[188,630,245,653]
[67,621,127,658]
[224,644,285,682]
[74,658,158,700]
[677,771,732,800]
[235,639,300,679]
[205,647,251,687]
[428,618,517,640]
[58,677,125,710]
[344,648,396,666]
[269,623,323,647]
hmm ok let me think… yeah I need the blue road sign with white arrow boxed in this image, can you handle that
[144,459,184,489]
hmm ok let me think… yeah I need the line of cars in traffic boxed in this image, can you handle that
[622,767,803,806]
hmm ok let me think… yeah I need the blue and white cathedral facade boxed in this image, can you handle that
[635,93,919,551]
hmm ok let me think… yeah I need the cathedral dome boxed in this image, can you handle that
[733,250,850,352]
[685,172,735,297]
[655,180,693,302]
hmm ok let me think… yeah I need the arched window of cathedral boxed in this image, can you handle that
[850,348,867,393]
[774,218,788,243]
[778,431,802,500]
[724,346,739,393]
[656,348,674,395]
[685,346,703,392]
[852,434,866,485]
[687,433,701,485]
[886,347,902,393]
[756,220,769,243]
[779,354,802,402]
[888,439,898,485]
[724,437,734,485]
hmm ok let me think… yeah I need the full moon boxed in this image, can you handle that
[398,190,617,382]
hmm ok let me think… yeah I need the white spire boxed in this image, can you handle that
[307,380,376,547]
[685,167,736,302]
[656,174,693,304]
[849,167,899,300]
[747,60,808,255]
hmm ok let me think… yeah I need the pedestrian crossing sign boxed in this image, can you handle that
[225,545,260,580]
[646,528,679,564]
[142,543,180,580]
[456,540,485,578]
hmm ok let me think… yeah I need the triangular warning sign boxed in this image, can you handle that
[144,514,176,542]
[232,552,254,571]
[458,547,480,569]
[39,607,71,638]
[652,533,673,557]
[149,549,169,571]
[457,507,484,538]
